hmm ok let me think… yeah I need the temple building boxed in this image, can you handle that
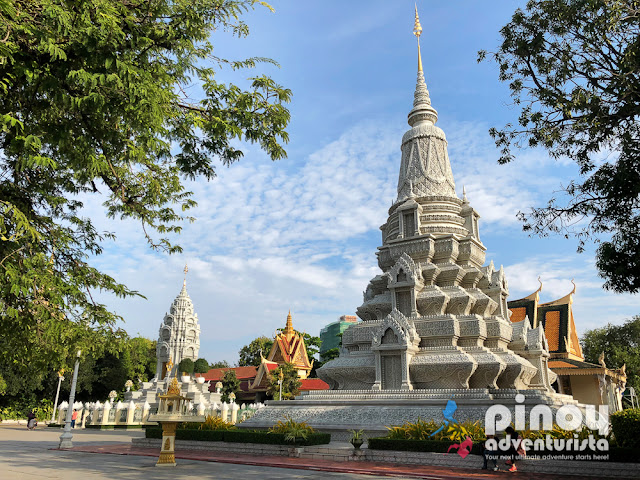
[202,312,328,402]
[314,8,555,394]
[241,8,577,436]
[126,271,218,408]
[508,281,627,411]
[155,266,201,380]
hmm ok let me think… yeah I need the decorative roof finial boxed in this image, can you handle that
[570,278,577,295]
[408,5,438,127]
[284,310,294,336]
[413,3,423,72]
[183,263,189,287]
[462,185,468,203]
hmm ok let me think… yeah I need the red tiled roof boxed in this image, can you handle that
[202,366,258,381]
[300,378,329,391]
[265,363,278,371]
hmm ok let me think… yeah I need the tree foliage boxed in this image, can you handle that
[267,362,301,400]
[0,0,291,375]
[220,369,240,403]
[238,336,273,367]
[481,0,640,292]
[0,336,156,406]
[581,315,640,393]
[178,358,194,374]
[194,358,209,374]
[209,360,231,369]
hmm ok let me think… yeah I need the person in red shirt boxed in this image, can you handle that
[71,410,78,428]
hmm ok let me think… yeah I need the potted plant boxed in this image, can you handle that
[124,379,133,392]
[193,358,209,384]
[349,429,365,449]
[178,358,194,383]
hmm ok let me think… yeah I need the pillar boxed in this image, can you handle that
[230,403,239,424]
[156,422,177,467]
[126,401,136,425]
[102,402,111,426]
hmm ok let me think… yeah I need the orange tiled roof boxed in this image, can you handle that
[509,307,527,324]
[300,378,329,391]
[544,310,561,351]
[549,360,578,369]
[568,310,583,358]
[203,366,258,381]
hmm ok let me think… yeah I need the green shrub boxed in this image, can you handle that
[178,358,194,374]
[224,429,330,446]
[611,408,640,449]
[384,419,486,442]
[199,415,235,431]
[269,416,314,443]
[146,427,162,438]
[368,437,483,455]
[145,426,330,446]
[0,399,53,421]
[194,358,210,374]
[178,429,225,442]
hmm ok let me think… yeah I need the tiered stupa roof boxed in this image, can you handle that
[316,7,555,393]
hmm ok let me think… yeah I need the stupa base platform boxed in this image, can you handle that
[238,389,580,441]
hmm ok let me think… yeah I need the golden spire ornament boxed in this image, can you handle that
[183,263,188,286]
[413,3,423,72]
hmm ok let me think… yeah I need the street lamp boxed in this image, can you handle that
[58,350,81,449]
[51,370,65,423]
[278,370,284,401]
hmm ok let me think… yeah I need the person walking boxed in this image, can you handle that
[71,409,78,428]
[26,411,37,430]
[504,426,525,472]
[482,433,499,471]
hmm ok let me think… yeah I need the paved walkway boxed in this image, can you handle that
[66,441,595,479]
[2,425,635,480]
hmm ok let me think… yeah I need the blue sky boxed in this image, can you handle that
[88,1,638,365]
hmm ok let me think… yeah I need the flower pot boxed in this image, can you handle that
[196,376,205,384]
[181,375,191,383]
[350,438,364,449]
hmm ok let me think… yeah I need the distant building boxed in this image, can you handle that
[319,315,358,360]
[508,281,626,412]
[202,311,329,402]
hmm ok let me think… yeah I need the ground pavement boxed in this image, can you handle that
[0,424,623,480]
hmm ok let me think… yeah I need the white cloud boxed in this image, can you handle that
[77,119,636,364]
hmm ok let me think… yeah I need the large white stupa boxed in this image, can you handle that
[240,8,582,438]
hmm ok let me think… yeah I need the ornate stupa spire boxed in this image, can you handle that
[284,310,294,337]
[413,4,423,72]
[408,5,438,127]
[154,269,201,381]
[182,263,188,288]
[396,5,454,202]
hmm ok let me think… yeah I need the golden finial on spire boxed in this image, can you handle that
[413,3,423,72]
[284,310,294,336]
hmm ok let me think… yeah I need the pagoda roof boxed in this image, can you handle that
[549,358,626,382]
[201,366,258,382]
[300,378,329,390]
[508,280,582,360]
